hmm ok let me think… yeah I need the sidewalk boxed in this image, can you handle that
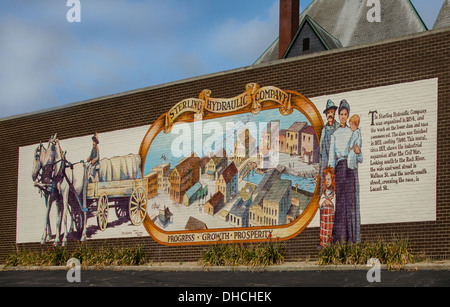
[2,260,450,272]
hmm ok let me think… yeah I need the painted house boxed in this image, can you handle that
[262,179,292,226]
[162,168,173,194]
[228,182,256,227]
[204,191,225,216]
[205,150,227,180]
[152,163,170,191]
[182,182,203,207]
[277,129,287,154]
[145,171,158,199]
[229,198,249,227]
[301,126,319,163]
[215,161,238,203]
[170,154,200,203]
[158,206,173,227]
[199,156,210,176]
[248,169,282,227]
[286,122,307,155]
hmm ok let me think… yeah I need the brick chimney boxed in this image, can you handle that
[279,0,300,59]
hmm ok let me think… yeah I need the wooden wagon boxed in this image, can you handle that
[86,176,149,231]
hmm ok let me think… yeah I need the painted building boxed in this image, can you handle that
[278,129,287,154]
[301,126,319,163]
[144,171,158,199]
[152,163,170,192]
[233,129,256,164]
[215,162,238,203]
[286,122,307,155]
[158,206,173,228]
[182,182,203,207]
[162,168,173,194]
[249,169,283,227]
[262,179,292,226]
[228,182,256,228]
[204,192,225,216]
[170,154,200,203]
[205,150,227,180]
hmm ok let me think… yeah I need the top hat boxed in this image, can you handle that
[92,132,99,144]
[323,99,338,114]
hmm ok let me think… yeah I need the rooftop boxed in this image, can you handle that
[207,191,224,207]
[288,122,307,133]
[434,0,450,29]
[256,0,428,64]
[220,162,238,183]
[264,179,292,203]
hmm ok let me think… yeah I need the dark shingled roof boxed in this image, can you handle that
[220,162,238,183]
[283,14,343,58]
[185,216,208,230]
[255,0,427,65]
[207,191,224,207]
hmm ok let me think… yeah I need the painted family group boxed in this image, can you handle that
[319,99,363,248]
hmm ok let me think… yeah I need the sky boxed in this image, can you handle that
[0,0,445,119]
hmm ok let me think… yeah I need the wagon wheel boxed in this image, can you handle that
[97,194,109,231]
[129,186,147,226]
[115,200,129,222]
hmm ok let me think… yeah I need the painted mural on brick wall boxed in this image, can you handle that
[16,78,437,246]
[139,83,323,245]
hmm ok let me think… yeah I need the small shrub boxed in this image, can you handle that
[5,244,147,268]
[201,239,285,267]
[318,237,414,271]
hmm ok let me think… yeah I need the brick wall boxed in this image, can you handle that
[1,28,449,263]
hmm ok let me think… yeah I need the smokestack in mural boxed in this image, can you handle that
[279,0,300,59]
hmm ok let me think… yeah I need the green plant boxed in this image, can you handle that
[317,237,414,271]
[201,239,285,267]
[5,244,147,268]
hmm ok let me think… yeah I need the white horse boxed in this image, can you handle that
[32,140,61,244]
[45,134,88,246]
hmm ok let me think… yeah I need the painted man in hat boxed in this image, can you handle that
[86,132,100,182]
[83,133,101,209]
[319,99,340,191]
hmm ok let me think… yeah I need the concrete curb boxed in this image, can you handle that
[2,261,450,272]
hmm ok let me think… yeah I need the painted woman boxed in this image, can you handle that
[327,100,361,244]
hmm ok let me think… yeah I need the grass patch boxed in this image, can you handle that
[5,244,147,268]
[201,239,285,267]
[317,238,414,271]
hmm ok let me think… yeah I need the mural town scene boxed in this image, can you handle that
[145,107,319,234]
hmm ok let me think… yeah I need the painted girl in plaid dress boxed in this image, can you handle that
[319,166,336,248]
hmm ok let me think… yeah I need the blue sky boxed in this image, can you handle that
[0,0,444,119]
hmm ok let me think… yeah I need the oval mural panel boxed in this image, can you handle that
[139,83,323,245]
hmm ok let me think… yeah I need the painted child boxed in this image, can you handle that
[319,166,336,248]
[347,114,362,243]
[347,114,363,170]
